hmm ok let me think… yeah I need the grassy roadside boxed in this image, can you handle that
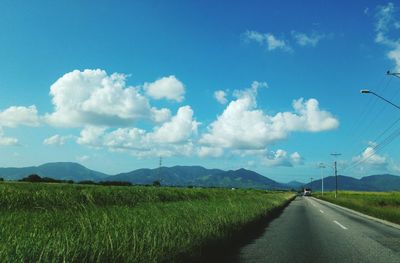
[314,191,400,225]
[0,182,294,262]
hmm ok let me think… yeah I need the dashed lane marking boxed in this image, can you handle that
[334,220,348,230]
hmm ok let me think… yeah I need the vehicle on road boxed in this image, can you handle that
[303,188,312,196]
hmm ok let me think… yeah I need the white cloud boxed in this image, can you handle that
[352,142,387,167]
[76,155,90,162]
[77,106,199,157]
[274,98,340,132]
[291,31,325,47]
[262,149,303,167]
[290,152,303,164]
[0,105,39,146]
[265,34,288,51]
[198,146,224,157]
[77,126,107,147]
[200,82,338,150]
[375,2,395,33]
[214,90,228,104]
[0,105,39,128]
[151,106,200,144]
[244,30,292,52]
[150,107,171,123]
[45,69,172,128]
[374,3,400,71]
[43,134,73,146]
[144,75,185,102]
[0,128,18,146]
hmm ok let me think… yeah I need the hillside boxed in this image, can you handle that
[1,162,399,191]
[0,162,108,181]
[105,166,283,189]
[304,174,400,192]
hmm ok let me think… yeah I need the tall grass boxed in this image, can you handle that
[315,191,400,225]
[0,182,293,262]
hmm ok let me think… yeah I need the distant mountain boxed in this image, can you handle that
[108,166,224,185]
[282,181,305,189]
[1,162,399,191]
[0,162,108,181]
[304,174,400,192]
[191,168,283,189]
[106,166,283,189]
[360,174,400,191]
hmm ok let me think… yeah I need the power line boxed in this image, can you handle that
[344,125,400,172]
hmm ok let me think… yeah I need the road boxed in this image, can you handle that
[235,196,400,263]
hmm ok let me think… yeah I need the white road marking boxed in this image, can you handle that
[334,220,348,230]
[319,209,324,214]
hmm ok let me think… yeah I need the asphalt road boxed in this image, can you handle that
[235,196,400,263]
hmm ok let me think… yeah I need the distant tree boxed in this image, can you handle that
[20,174,42,182]
[98,181,132,186]
[0,178,4,182]
[152,180,161,187]
[41,177,61,183]
[78,180,96,185]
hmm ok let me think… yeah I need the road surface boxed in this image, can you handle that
[235,196,400,263]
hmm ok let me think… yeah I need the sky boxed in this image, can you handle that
[1,0,400,183]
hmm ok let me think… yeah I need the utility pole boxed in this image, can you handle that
[331,153,341,198]
[319,163,326,196]
[157,156,162,186]
[310,177,313,189]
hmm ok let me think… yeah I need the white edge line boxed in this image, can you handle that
[319,209,324,214]
[311,197,400,231]
[334,220,348,230]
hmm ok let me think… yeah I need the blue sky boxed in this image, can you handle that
[1,0,400,183]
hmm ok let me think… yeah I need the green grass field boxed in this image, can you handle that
[0,182,294,262]
[315,191,400,225]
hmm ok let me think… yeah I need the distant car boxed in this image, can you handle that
[303,188,312,196]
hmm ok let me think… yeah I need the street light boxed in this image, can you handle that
[360,89,400,110]
[387,70,400,78]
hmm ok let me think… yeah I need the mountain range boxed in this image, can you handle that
[0,162,399,191]
[305,174,400,192]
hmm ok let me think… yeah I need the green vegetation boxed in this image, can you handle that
[315,191,400,225]
[0,182,293,262]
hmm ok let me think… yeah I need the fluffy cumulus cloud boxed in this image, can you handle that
[43,134,73,146]
[291,31,326,47]
[0,105,39,128]
[352,142,387,167]
[374,2,400,71]
[1,67,340,162]
[262,149,304,167]
[76,126,107,147]
[244,30,292,52]
[0,128,18,146]
[144,75,185,102]
[77,106,199,157]
[200,82,338,150]
[214,90,228,104]
[45,69,172,127]
[0,105,39,147]
[198,146,224,157]
[151,106,200,143]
